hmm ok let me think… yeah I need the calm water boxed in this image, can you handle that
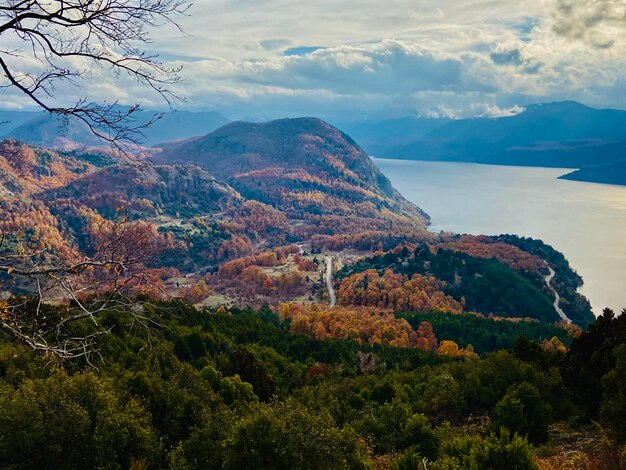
[373,158,626,316]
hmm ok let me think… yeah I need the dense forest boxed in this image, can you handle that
[339,245,563,325]
[0,301,623,469]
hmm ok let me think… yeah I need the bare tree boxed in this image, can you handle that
[0,0,189,148]
[0,216,168,360]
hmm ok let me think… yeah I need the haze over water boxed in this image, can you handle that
[374,158,626,316]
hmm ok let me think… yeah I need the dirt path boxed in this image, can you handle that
[544,265,570,323]
[325,256,336,308]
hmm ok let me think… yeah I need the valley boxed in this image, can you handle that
[0,113,622,470]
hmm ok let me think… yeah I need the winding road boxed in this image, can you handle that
[325,256,336,308]
[543,265,570,323]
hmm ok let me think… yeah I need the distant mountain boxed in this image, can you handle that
[368,102,626,184]
[1,109,230,149]
[423,101,626,145]
[480,140,626,169]
[0,110,40,135]
[559,158,626,186]
[153,117,429,225]
[335,116,450,156]
[5,113,106,149]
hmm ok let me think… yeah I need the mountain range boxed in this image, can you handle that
[0,109,230,149]
[4,101,626,185]
[343,101,626,185]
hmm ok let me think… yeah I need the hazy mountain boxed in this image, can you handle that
[423,101,626,145]
[369,102,626,183]
[335,115,450,156]
[140,110,230,146]
[1,109,230,149]
[560,158,626,186]
[0,110,40,135]
[153,117,429,223]
[4,113,106,149]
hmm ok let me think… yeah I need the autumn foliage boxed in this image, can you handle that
[337,269,464,314]
[440,235,545,273]
[278,303,441,350]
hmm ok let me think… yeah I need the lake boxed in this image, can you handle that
[373,158,626,316]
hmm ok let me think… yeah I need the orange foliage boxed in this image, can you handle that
[179,279,212,303]
[217,245,301,279]
[234,200,288,238]
[437,340,477,357]
[337,269,463,314]
[279,303,416,348]
[440,235,544,273]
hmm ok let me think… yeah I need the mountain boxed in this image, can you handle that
[153,117,429,226]
[44,163,242,219]
[423,101,626,146]
[0,139,103,198]
[0,110,40,135]
[559,159,626,186]
[1,109,230,149]
[368,102,626,184]
[140,110,230,146]
[334,115,450,156]
[4,113,106,149]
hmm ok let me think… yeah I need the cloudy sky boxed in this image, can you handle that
[2,0,626,121]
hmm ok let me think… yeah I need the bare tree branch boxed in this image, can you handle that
[0,214,169,359]
[0,0,190,151]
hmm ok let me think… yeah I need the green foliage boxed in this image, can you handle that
[0,300,621,468]
[435,430,538,470]
[493,382,552,444]
[496,235,595,327]
[0,370,159,470]
[352,400,438,456]
[562,308,626,417]
[600,344,626,444]
[222,399,370,470]
[398,311,571,355]
[339,245,560,323]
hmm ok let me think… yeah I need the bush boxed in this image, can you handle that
[0,370,158,469]
[493,382,552,444]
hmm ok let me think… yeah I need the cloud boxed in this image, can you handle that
[551,0,626,48]
[4,0,626,120]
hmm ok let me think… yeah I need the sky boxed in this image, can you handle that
[2,0,626,121]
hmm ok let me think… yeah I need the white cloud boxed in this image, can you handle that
[2,0,626,119]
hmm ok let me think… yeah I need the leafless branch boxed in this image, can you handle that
[0,0,190,152]
[0,215,169,359]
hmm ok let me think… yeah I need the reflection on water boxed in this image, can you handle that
[374,158,626,316]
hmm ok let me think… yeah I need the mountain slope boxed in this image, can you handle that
[423,101,626,145]
[0,139,101,198]
[153,117,428,226]
[43,163,242,218]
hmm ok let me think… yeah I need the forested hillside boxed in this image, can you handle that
[0,122,617,470]
[0,301,623,469]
